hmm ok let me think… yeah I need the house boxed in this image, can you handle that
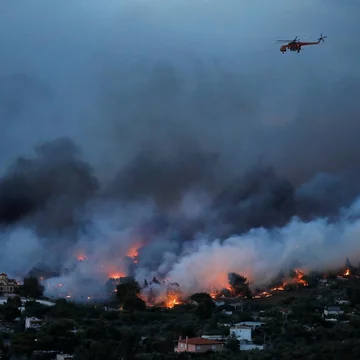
[335,299,351,305]
[228,301,243,310]
[25,317,43,330]
[214,301,225,307]
[278,307,292,315]
[0,273,19,295]
[236,321,264,329]
[221,310,233,316]
[175,336,224,353]
[201,335,225,341]
[56,354,74,360]
[324,306,344,317]
[229,325,252,341]
[318,279,328,286]
[240,342,264,351]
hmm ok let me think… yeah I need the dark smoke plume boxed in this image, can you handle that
[0,138,98,237]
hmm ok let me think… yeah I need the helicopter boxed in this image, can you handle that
[276,34,327,54]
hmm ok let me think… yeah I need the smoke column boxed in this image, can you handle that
[0,0,360,299]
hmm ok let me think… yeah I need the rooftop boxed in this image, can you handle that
[231,325,252,329]
[178,337,223,345]
[326,306,342,311]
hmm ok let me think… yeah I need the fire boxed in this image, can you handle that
[165,297,180,308]
[210,284,233,299]
[126,245,141,263]
[254,291,272,299]
[109,272,125,279]
[271,285,285,291]
[344,269,351,276]
[77,254,87,262]
[294,268,308,286]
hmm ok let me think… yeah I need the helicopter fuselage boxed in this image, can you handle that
[280,42,301,53]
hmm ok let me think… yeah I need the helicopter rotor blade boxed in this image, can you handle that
[318,33,327,42]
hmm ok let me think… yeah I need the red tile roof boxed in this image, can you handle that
[178,337,223,345]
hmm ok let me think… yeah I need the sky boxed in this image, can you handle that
[0,0,359,182]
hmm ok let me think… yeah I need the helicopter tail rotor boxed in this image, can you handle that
[318,33,327,43]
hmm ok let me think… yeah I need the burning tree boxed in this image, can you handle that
[289,268,308,287]
[115,277,146,311]
[228,272,252,298]
[344,257,356,276]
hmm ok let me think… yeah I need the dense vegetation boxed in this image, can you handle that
[2,273,360,359]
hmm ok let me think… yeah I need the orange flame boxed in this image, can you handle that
[165,296,181,308]
[344,269,350,276]
[109,272,125,279]
[271,285,285,291]
[77,254,87,262]
[254,291,272,299]
[126,245,141,263]
[294,268,308,286]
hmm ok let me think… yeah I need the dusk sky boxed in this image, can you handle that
[0,0,359,183]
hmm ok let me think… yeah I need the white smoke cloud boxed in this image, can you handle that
[165,201,360,295]
[35,196,360,300]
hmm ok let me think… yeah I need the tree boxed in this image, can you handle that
[190,292,213,303]
[21,277,44,298]
[123,295,146,312]
[195,298,215,320]
[2,304,21,322]
[228,272,251,297]
[225,335,240,352]
[7,295,22,307]
[116,278,141,304]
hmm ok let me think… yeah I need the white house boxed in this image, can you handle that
[240,343,264,351]
[214,301,225,307]
[25,317,43,330]
[335,300,351,305]
[324,306,344,317]
[221,310,233,316]
[236,321,264,329]
[229,325,252,341]
[228,301,243,310]
[56,355,74,360]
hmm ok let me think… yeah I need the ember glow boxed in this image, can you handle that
[294,268,308,287]
[126,245,141,263]
[109,272,126,280]
[77,254,87,262]
[165,297,180,308]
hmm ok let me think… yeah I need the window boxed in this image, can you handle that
[196,346,201,350]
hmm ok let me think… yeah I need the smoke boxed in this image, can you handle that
[1,0,360,299]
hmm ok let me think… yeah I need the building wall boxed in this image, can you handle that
[56,355,74,360]
[230,328,252,341]
[0,274,19,294]
[241,344,264,351]
[176,343,223,353]
[324,310,344,316]
[25,317,42,329]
